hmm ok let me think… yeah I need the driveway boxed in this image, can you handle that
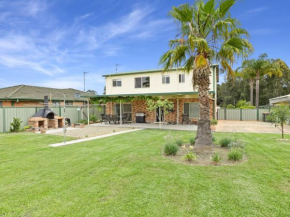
[216,120,290,134]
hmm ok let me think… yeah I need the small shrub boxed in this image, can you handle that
[189,138,195,145]
[23,125,31,130]
[228,149,243,161]
[229,139,245,149]
[212,152,221,164]
[90,115,97,122]
[211,119,218,125]
[212,135,216,142]
[175,139,184,147]
[80,119,88,124]
[183,152,197,162]
[219,138,232,147]
[10,118,22,132]
[164,143,179,156]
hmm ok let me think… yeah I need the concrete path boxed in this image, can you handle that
[216,120,290,134]
[91,123,198,131]
[50,129,142,147]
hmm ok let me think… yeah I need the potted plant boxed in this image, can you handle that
[210,119,218,131]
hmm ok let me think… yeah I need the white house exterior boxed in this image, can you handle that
[98,65,219,124]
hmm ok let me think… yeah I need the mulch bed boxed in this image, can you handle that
[165,144,247,166]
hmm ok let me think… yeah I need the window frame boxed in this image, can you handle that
[135,76,150,88]
[162,75,170,84]
[183,102,200,118]
[112,78,122,87]
[179,74,185,83]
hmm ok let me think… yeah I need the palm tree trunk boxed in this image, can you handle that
[194,65,213,151]
[255,71,260,108]
[249,79,254,105]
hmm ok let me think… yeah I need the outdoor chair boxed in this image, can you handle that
[120,113,130,124]
[101,114,106,123]
[182,114,190,125]
[111,115,119,124]
[124,113,132,124]
[104,115,111,124]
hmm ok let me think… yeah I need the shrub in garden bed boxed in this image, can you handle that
[183,152,197,162]
[219,138,232,147]
[164,143,179,156]
[212,152,221,164]
[175,139,184,147]
[189,138,195,145]
[228,149,243,161]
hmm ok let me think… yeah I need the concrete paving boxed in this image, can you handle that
[91,123,198,131]
[50,129,142,147]
[216,120,290,134]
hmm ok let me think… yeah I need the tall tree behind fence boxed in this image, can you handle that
[0,106,104,133]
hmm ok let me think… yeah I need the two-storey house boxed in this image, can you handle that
[100,65,219,124]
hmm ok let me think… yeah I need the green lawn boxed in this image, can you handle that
[0,130,289,217]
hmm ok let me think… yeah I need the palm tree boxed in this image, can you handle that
[236,68,256,105]
[160,0,253,150]
[239,54,283,108]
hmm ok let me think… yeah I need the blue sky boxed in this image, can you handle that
[0,0,289,94]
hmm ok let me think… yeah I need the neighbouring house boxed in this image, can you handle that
[95,65,219,124]
[269,94,290,106]
[0,85,94,107]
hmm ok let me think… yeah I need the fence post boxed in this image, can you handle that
[59,107,62,117]
[224,108,227,120]
[257,108,259,121]
[240,109,242,121]
[3,107,6,133]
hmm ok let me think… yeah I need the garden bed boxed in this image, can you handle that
[165,144,247,166]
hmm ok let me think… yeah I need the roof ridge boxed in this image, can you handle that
[6,85,24,98]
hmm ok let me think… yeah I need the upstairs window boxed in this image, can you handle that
[162,75,170,84]
[135,77,150,88]
[113,79,122,87]
[179,74,185,83]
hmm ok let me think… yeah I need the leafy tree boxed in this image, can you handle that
[146,99,174,129]
[226,104,235,109]
[267,105,290,139]
[159,0,253,149]
[239,54,284,108]
[219,59,290,107]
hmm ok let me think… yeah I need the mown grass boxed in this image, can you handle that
[0,130,289,217]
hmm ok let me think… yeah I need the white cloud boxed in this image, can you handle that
[37,74,104,91]
[79,13,94,19]
[250,28,279,36]
[246,7,268,14]
[26,0,47,16]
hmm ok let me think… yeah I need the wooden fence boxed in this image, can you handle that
[0,105,103,133]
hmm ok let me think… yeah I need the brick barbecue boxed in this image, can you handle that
[28,96,64,131]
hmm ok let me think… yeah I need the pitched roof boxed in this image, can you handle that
[0,85,94,101]
[102,64,219,77]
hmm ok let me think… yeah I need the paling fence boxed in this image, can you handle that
[217,108,271,121]
[0,105,104,133]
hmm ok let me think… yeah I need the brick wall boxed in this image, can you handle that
[13,101,43,107]
[1,101,12,107]
[105,97,215,124]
